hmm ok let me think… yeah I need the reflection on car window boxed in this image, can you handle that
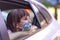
[36,4,52,24]
[31,4,48,29]
[37,12,48,29]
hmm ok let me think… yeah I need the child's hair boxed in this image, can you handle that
[7,9,29,32]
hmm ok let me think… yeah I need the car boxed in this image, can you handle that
[0,0,60,40]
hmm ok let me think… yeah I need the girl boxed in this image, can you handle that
[7,9,37,33]
[7,9,37,40]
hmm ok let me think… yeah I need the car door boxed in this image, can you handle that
[0,0,59,40]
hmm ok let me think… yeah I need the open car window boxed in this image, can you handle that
[1,8,41,40]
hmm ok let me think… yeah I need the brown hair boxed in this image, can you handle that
[7,9,29,32]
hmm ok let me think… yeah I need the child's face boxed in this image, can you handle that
[21,15,31,23]
[16,15,31,30]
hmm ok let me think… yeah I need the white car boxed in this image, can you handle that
[0,0,60,40]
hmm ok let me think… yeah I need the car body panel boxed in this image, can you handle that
[26,17,60,40]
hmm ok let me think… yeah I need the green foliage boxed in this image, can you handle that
[41,0,51,7]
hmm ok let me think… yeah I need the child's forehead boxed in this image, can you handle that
[23,15,30,17]
[21,15,29,18]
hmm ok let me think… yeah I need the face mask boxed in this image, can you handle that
[22,22,32,31]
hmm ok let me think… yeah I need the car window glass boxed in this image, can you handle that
[36,4,52,23]
[31,4,48,29]
[37,11,48,29]
[31,1,52,24]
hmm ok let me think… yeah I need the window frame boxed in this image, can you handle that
[37,6,52,24]
[30,1,52,24]
[0,10,10,40]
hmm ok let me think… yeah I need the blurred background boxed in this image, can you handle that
[36,0,60,23]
